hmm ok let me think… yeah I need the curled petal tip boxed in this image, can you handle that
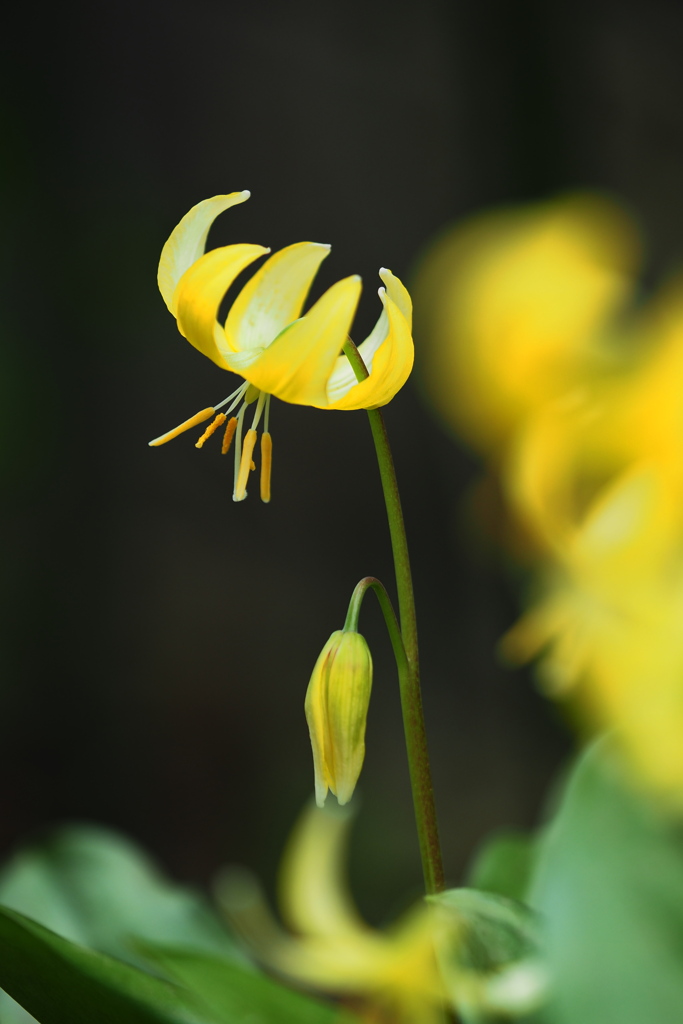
[240,189,251,199]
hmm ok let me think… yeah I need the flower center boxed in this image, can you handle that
[148,382,273,503]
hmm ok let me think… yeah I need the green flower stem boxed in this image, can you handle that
[343,341,445,895]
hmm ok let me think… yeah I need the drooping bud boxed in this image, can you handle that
[304,630,373,807]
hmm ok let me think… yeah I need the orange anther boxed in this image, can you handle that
[234,429,258,501]
[221,417,238,455]
[148,407,215,447]
[195,412,226,448]
[260,432,272,503]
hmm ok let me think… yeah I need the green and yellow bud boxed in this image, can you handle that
[304,629,373,807]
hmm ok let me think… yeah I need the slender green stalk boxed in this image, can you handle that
[344,576,408,678]
[343,342,445,894]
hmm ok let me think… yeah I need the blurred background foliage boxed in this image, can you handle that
[3,0,683,928]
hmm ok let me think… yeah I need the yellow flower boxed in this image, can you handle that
[414,193,637,457]
[305,630,373,807]
[218,801,448,1024]
[498,277,683,798]
[218,803,543,1023]
[149,192,414,502]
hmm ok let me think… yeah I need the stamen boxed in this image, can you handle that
[234,429,258,502]
[233,405,248,495]
[221,417,238,454]
[195,412,226,448]
[148,407,215,447]
[260,432,272,503]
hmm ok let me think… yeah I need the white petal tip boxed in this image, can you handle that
[240,190,251,199]
[377,286,386,298]
[379,267,389,274]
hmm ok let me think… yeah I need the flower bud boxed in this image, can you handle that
[304,630,373,807]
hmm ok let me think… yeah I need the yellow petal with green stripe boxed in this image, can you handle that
[174,244,269,369]
[225,241,331,353]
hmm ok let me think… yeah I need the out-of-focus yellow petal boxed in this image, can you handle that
[224,242,331,353]
[278,802,366,939]
[415,194,638,452]
[174,244,270,369]
[158,191,251,315]
[224,276,362,406]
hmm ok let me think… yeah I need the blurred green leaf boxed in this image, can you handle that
[0,826,357,1024]
[140,945,356,1024]
[0,904,210,1024]
[466,831,536,902]
[529,739,683,1024]
[0,825,240,964]
[430,888,544,1023]
[0,825,239,1023]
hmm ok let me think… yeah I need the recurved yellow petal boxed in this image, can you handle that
[327,271,414,410]
[158,191,251,315]
[278,802,365,939]
[227,276,362,406]
[225,242,331,353]
[174,244,270,369]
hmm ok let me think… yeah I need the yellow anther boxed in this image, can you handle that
[260,431,272,503]
[250,460,256,471]
[195,412,226,448]
[234,429,258,501]
[221,417,238,454]
[148,407,215,447]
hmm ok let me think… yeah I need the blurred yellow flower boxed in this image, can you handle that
[417,192,683,798]
[415,194,638,458]
[219,802,447,1023]
[218,802,541,1023]
[149,192,414,502]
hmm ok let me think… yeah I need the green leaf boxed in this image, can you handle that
[0,830,360,1024]
[529,739,683,1024]
[139,945,357,1024]
[429,888,544,1022]
[0,825,239,965]
[0,825,243,1023]
[0,904,210,1024]
[466,831,536,902]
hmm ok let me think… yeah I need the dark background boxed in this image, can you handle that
[2,0,683,920]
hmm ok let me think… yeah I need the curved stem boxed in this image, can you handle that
[344,576,408,679]
[343,342,445,894]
